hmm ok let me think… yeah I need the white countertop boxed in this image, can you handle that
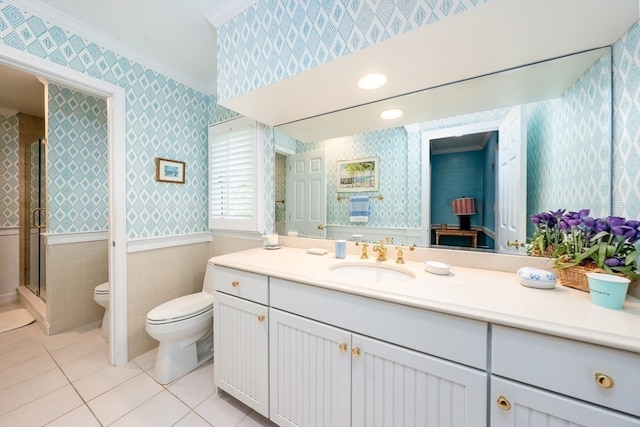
[209,246,640,353]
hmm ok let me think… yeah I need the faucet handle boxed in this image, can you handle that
[395,246,405,264]
[356,242,369,259]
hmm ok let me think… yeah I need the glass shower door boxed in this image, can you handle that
[27,138,46,299]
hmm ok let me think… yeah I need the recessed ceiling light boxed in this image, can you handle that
[380,109,403,120]
[357,73,388,90]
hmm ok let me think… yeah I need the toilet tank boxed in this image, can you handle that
[202,261,216,294]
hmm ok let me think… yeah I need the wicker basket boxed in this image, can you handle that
[557,263,604,292]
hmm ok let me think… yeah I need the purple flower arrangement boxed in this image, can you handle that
[529,209,639,279]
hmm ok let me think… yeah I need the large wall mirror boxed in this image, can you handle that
[273,47,612,255]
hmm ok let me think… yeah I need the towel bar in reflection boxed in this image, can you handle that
[337,194,384,201]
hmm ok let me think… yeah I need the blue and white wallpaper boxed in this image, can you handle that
[217,0,487,102]
[0,114,19,228]
[613,21,640,220]
[47,83,108,233]
[0,0,211,239]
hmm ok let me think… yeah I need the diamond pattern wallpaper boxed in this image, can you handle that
[47,83,108,233]
[0,0,211,239]
[0,114,19,228]
[527,53,611,224]
[613,21,640,220]
[217,0,487,102]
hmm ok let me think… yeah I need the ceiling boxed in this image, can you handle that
[1,0,253,118]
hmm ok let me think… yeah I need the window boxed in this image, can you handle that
[209,116,263,232]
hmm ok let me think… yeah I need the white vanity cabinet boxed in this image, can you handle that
[269,278,488,427]
[490,325,640,426]
[213,266,269,417]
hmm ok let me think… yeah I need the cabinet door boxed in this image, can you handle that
[214,292,269,417]
[352,334,487,427]
[269,308,351,427]
[491,377,640,427]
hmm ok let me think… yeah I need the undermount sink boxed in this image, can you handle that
[329,262,416,283]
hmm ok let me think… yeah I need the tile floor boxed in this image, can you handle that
[0,301,276,427]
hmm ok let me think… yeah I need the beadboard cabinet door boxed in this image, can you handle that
[491,377,640,427]
[352,334,487,427]
[269,308,351,427]
[214,291,269,417]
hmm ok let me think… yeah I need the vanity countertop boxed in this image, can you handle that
[209,246,640,353]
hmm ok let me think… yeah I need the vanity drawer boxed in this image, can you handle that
[212,266,269,305]
[492,325,640,416]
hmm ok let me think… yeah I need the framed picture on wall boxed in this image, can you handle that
[337,157,379,192]
[156,157,185,183]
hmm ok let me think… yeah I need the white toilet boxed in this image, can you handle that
[145,262,215,384]
[93,282,110,340]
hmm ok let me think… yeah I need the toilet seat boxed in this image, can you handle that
[146,293,213,325]
[94,282,109,294]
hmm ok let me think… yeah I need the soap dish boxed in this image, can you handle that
[424,261,451,275]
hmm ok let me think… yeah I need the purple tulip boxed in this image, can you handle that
[607,216,626,228]
[605,257,621,267]
[626,219,640,229]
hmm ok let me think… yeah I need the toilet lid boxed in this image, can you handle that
[94,282,109,294]
[146,292,213,324]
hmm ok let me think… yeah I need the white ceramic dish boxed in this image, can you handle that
[424,261,451,275]
[517,267,556,289]
[264,245,281,250]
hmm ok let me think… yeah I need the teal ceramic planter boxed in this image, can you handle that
[586,272,630,310]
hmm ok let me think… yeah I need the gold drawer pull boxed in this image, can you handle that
[257,315,265,323]
[338,343,347,352]
[231,280,239,288]
[595,372,614,388]
[352,347,361,358]
[497,395,511,411]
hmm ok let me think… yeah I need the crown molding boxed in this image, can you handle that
[6,0,211,93]
[0,107,19,117]
[205,0,257,28]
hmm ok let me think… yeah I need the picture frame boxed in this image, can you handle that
[156,157,185,183]
[337,156,379,192]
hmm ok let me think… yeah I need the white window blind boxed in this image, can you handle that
[209,117,262,232]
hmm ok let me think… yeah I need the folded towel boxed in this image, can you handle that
[349,195,370,223]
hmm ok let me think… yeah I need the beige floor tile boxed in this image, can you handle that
[237,411,278,427]
[0,384,83,427]
[0,323,43,355]
[87,372,164,426]
[0,341,48,370]
[132,346,158,371]
[41,322,99,352]
[0,368,69,415]
[194,392,251,427]
[110,390,191,427]
[72,361,142,402]
[44,404,101,427]
[59,347,110,382]
[49,333,108,365]
[173,411,212,427]
[168,360,215,409]
[0,353,57,390]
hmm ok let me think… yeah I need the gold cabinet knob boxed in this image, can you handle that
[352,347,361,358]
[595,372,614,388]
[338,343,347,352]
[257,315,265,323]
[497,395,511,411]
[317,224,325,230]
[232,280,239,287]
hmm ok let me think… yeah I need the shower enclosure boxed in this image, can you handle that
[25,137,46,300]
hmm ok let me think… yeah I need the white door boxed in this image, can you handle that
[491,378,640,427]
[497,105,527,254]
[269,308,351,427]
[214,292,269,417]
[352,334,487,427]
[286,148,326,238]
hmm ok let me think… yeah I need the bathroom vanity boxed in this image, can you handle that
[211,246,640,427]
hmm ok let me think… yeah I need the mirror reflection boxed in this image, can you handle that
[274,47,612,254]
